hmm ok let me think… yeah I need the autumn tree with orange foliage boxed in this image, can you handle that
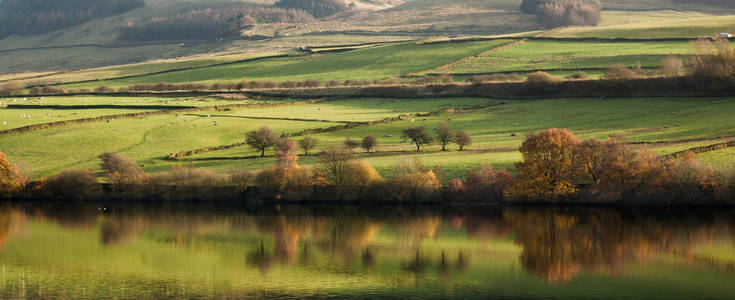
[0,151,27,198]
[509,129,582,201]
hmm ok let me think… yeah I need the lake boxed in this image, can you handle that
[0,203,733,299]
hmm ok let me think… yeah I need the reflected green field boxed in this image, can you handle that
[0,204,734,299]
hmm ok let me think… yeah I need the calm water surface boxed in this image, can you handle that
[0,203,734,299]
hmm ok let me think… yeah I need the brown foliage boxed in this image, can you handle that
[688,38,735,80]
[100,152,149,190]
[0,152,28,198]
[436,123,454,151]
[456,163,513,202]
[535,1,601,28]
[602,65,638,81]
[509,128,581,200]
[661,54,684,78]
[247,127,279,157]
[526,71,562,84]
[454,130,473,151]
[42,169,101,200]
[361,135,378,153]
[0,82,24,96]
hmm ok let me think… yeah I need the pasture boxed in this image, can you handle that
[3,95,733,181]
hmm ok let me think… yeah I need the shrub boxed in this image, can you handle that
[602,65,638,81]
[688,38,735,80]
[94,85,114,93]
[42,169,101,200]
[661,54,684,78]
[361,135,378,153]
[229,170,254,192]
[246,127,279,157]
[467,73,522,84]
[526,71,562,84]
[566,71,588,80]
[461,164,513,202]
[303,79,322,88]
[150,165,225,200]
[316,145,354,186]
[0,152,28,198]
[100,152,149,191]
[0,82,24,96]
[379,170,441,202]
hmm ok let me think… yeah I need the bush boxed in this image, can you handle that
[688,38,735,80]
[661,55,684,78]
[0,152,28,198]
[150,165,225,200]
[602,65,638,81]
[566,71,589,80]
[94,85,114,93]
[42,169,101,200]
[526,71,562,84]
[467,74,522,84]
[343,137,360,149]
[100,153,148,191]
[0,82,24,96]
[459,164,513,202]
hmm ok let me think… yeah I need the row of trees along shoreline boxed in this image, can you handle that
[1,127,733,205]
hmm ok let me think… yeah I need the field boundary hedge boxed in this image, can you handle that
[0,99,325,135]
[662,140,735,160]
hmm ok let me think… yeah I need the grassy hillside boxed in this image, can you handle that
[545,15,735,38]
[62,40,512,89]
[2,95,734,180]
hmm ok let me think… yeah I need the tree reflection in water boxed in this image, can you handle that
[0,203,733,287]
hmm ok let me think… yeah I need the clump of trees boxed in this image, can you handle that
[0,83,25,96]
[0,0,145,38]
[520,0,601,28]
[118,7,313,42]
[274,0,348,18]
[0,152,28,198]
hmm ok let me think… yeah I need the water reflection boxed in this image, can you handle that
[0,204,734,299]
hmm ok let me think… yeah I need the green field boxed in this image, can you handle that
[545,15,735,39]
[3,96,733,181]
[427,40,693,75]
[62,40,513,89]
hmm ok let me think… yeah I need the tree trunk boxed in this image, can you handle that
[261,148,266,157]
[416,143,421,152]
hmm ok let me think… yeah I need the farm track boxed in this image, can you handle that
[0,99,326,136]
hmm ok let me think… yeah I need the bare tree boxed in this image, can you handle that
[454,130,472,151]
[436,123,455,151]
[298,137,319,156]
[361,135,378,153]
[317,145,354,186]
[246,127,278,157]
[402,126,434,152]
